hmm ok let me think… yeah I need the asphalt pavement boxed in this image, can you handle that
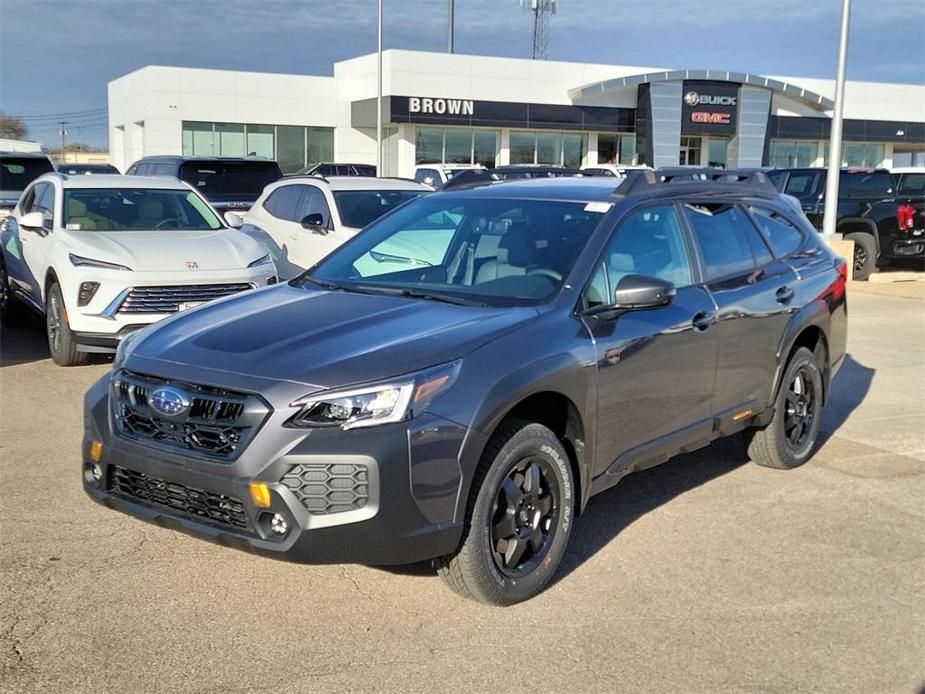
[1,289,923,693]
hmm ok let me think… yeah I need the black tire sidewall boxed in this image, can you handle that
[470,424,574,604]
[45,282,76,365]
[774,348,823,465]
[846,233,876,281]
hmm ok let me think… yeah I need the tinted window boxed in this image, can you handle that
[0,157,54,193]
[601,205,692,289]
[766,170,785,189]
[783,172,818,196]
[749,206,804,258]
[152,164,176,176]
[414,168,439,184]
[179,160,282,198]
[685,203,756,280]
[839,171,893,198]
[898,173,925,196]
[334,190,425,229]
[263,185,305,221]
[297,187,332,228]
[63,188,222,231]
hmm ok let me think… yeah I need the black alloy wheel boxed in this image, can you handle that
[782,366,817,454]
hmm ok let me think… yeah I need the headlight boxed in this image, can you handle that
[69,254,132,271]
[287,361,461,430]
[248,253,273,268]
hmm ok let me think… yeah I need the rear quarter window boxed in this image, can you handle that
[839,171,893,198]
[749,206,805,258]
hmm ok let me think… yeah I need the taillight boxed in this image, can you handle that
[898,204,916,232]
[837,258,848,283]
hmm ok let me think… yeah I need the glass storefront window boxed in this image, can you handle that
[182,121,214,156]
[415,127,444,164]
[246,124,275,159]
[307,127,334,166]
[535,132,562,165]
[708,138,728,168]
[444,128,474,164]
[680,136,702,166]
[562,133,586,168]
[473,130,499,167]
[768,140,818,168]
[215,123,245,157]
[618,134,637,165]
[277,125,305,174]
[841,143,884,168]
[597,133,635,165]
[509,131,536,164]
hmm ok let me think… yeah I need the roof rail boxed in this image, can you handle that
[616,167,777,196]
[439,168,500,191]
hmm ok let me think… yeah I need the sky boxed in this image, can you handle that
[1,0,923,148]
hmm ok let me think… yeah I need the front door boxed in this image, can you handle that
[14,181,55,304]
[584,203,718,478]
[679,136,702,167]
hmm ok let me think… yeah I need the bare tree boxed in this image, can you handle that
[0,110,29,140]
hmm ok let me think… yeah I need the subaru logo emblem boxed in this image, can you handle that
[149,386,190,417]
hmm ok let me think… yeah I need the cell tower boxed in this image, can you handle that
[522,0,558,60]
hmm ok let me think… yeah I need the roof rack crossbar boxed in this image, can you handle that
[615,168,777,196]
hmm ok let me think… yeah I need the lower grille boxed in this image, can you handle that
[281,463,369,515]
[109,465,250,532]
[117,283,253,314]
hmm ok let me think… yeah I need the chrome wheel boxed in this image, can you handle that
[783,367,816,453]
[489,457,559,577]
[47,293,62,354]
[854,244,867,273]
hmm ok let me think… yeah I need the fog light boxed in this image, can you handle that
[249,481,272,508]
[84,461,102,487]
[89,440,103,462]
[77,281,100,307]
[270,513,288,536]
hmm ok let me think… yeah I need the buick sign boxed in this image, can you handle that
[684,91,736,107]
[149,386,191,417]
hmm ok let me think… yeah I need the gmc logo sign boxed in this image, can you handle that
[691,112,731,124]
[409,97,474,116]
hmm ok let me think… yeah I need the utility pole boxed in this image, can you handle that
[822,0,852,238]
[523,0,558,60]
[376,0,383,176]
[58,121,68,159]
[448,0,455,53]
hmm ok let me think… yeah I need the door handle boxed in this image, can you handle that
[775,286,794,304]
[692,311,715,332]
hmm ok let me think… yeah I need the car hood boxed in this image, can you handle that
[128,283,538,388]
[62,229,264,272]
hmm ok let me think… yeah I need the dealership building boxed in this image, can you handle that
[107,49,925,176]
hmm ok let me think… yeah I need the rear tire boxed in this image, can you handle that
[45,282,89,367]
[0,260,29,328]
[746,347,822,469]
[845,232,877,281]
[436,419,575,605]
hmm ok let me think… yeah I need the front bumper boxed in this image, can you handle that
[82,372,479,565]
[887,235,925,259]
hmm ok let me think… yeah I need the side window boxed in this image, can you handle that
[684,203,756,280]
[126,164,138,175]
[597,204,693,292]
[152,164,176,176]
[18,186,37,215]
[297,187,332,228]
[839,171,893,198]
[30,183,55,230]
[749,206,805,258]
[783,172,817,196]
[898,173,925,196]
[262,185,305,222]
[414,168,438,185]
[765,170,785,189]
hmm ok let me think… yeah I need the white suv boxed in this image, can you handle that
[0,173,276,366]
[235,175,428,279]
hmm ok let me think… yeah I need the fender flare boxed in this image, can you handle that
[771,299,832,407]
[836,217,880,255]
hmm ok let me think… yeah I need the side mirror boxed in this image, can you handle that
[301,213,325,230]
[423,176,435,187]
[613,274,676,310]
[19,211,45,232]
[223,211,244,228]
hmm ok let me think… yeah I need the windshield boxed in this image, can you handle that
[305,195,607,306]
[179,160,282,198]
[898,173,925,196]
[0,157,54,193]
[333,190,425,229]
[63,188,223,231]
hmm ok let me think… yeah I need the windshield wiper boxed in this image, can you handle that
[371,285,479,306]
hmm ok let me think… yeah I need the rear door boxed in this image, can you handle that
[243,184,309,280]
[585,203,719,477]
[683,200,800,417]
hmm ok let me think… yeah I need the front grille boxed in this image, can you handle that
[112,370,269,461]
[117,283,253,314]
[109,465,250,532]
[281,463,369,515]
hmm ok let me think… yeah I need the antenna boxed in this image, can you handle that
[521,0,558,60]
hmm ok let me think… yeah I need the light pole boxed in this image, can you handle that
[376,0,383,176]
[448,0,455,53]
[822,0,852,238]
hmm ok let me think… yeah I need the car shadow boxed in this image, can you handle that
[377,353,874,586]
[0,319,112,368]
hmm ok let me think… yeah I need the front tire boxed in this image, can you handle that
[0,259,29,328]
[746,347,823,469]
[845,232,877,281]
[437,419,575,605]
[45,282,89,366]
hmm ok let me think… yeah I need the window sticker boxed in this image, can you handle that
[584,201,612,214]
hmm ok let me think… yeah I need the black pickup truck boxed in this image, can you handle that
[768,168,925,279]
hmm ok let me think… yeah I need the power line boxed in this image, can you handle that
[15,107,108,122]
